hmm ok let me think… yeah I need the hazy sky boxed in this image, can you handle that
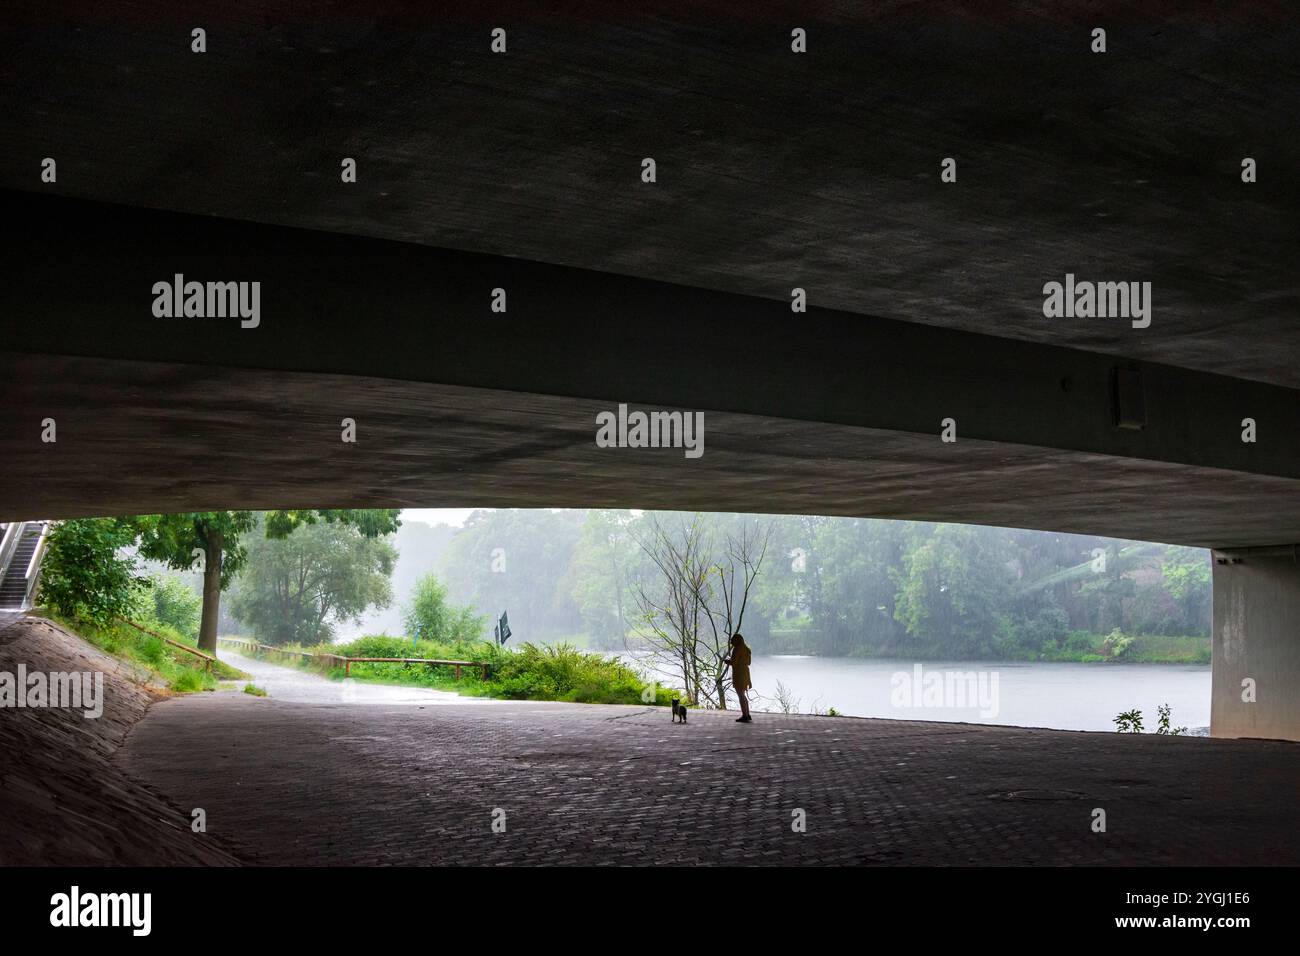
[401,508,483,528]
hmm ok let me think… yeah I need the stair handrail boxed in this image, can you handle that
[22,522,50,610]
[0,522,24,584]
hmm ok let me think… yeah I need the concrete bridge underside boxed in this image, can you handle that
[2,1,1298,740]
[4,348,1300,550]
[4,192,1299,552]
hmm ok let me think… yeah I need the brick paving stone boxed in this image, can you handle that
[7,614,1299,867]
[116,678,1300,866]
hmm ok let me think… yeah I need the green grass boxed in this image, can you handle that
[1123,634,1212,664]
[1037,631,1209,664]
[235,634,681,706]
[243,683,267,697]
[44,610,247,692]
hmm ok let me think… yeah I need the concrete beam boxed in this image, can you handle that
[7,346,1300,548]
[4,190,1299,491]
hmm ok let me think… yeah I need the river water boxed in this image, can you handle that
[736,655,1211,733]
[224,646,1211,733]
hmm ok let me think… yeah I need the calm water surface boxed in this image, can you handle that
[739,655,1210,733]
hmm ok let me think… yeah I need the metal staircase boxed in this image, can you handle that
[0,521,49,611]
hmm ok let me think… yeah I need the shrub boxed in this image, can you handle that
[308,635,678,706]
[402,574,485,644]
[1114,708,1143,733]
[38,518,145,627]
[1064,631,1095,653]
[1155,703,1187,735]
[145,573,202,641]
[486,642,674,705]
[1100,627,1135,659]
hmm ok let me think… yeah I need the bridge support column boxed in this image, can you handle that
[1212,548,1300,741]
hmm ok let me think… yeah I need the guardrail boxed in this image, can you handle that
[339,657,489,680]
[218,638,489,680]
[219,638,345,668]
[117,617,217,672]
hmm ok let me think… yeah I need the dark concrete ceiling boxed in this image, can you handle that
[3,1,1298,386]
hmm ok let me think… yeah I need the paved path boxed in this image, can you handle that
[221,648,499,707]
[117,659,1300,866]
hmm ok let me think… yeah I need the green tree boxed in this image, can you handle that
[134,509,400,653]
[894,524,1014,656]
[134,512,256,653]
[1162,546,1211,634]
[629,512,770,708]
[146,573,203,640]
[38,518,146,627]
[567,510,637,646]
[814,517,910,654]
[403,572,485,643]
[230,519,398,646]
[437,509,585,639]
[1077,541,1137,633]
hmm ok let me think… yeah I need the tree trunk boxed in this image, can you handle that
[198,532,224,653]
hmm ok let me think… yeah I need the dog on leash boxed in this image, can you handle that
[671,697,688,723]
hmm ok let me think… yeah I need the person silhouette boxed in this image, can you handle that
[725,632,753,723]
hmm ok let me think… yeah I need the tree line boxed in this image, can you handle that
[433,510,1211,659]
[39,510,400,652]
[39,508,1211,665]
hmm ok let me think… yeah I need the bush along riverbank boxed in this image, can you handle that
[224,634,683,706]
[755,627,1210,664]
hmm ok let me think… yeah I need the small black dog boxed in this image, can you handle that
[671,698,688,724]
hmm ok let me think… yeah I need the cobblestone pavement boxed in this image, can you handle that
[117,686,1300,866]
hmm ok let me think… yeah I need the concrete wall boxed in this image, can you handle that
[1213,556,1300,741]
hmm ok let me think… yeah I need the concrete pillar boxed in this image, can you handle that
[1212,551,1300,741]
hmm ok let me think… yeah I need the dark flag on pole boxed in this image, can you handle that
[498,611,512,645]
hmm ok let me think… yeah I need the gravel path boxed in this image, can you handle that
[220,648,500,707]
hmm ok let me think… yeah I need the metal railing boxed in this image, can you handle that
[218,638,490,680]
[0,520,49,612]
[340,656,489,679]
[22,523,49,610]
[117,617,217,672]
[0,523,20,580]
